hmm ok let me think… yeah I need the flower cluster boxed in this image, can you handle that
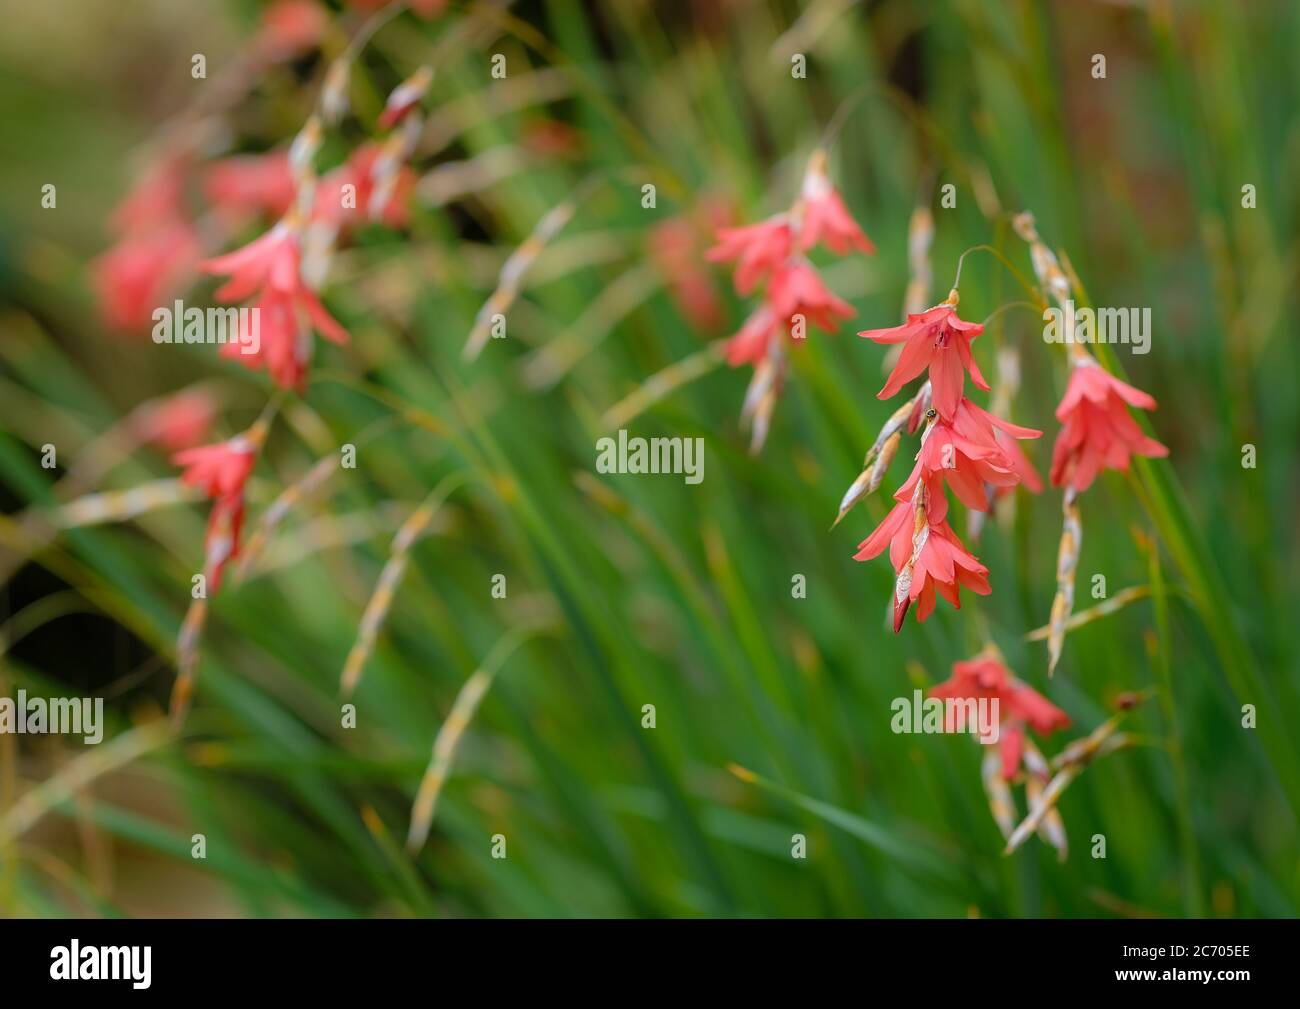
[90,17,437,631]
[854,294,1041,630]
[1010,212,1169,674]
[930,653,1070,781]
[201,71,426,391]
[707,149,872,452]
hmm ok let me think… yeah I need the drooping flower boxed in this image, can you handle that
[723,305,778,367]
[798,149,875,256]
[202,221,349,389]
[929,655,1070,779]
[894,400,1041,517]
[860,298,989,421]
[707,149,871,452]
[1050,357,1167,491]
[995,430,1044,496]
[93,220,202,332]
[854,495,991,630]
[313,143,415,230]
[767,261,855,332]
[173,435,259,591]
[204,152,296,226]
[173,437,257,500]
[706,217,793,295]
[649,215,725,332]
[132,389,217,454]
[94,158,201,333]
[256,0,327,59]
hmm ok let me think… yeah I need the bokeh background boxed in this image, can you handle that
[0,0,1297,917]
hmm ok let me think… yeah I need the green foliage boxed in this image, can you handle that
[0,0,1296,918]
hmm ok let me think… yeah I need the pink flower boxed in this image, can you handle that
[93,221,201,332]
[1050,359,1167,491]
[895,398,1043,515]
[257,0,327,59]
[173,438,256,500]
[995,431,1044,496]
[202,223,349,389]
[930,656,1070,779]
[798,152,874,256]
[313,144,414,230]
[854,498,991,629]
[201,494,248,592]
[767,261,855,332]
[109,159,187,233]
[724,306,778,367]
[204,152,296,226]
[706,218,793,295]
[94,157,200,333]
[860,302,990,421]
[174,435,260,592]
[132,389,217,454]
[649,216,724,331]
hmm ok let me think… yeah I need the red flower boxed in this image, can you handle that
[173,437,256,500]
[313,144,414,230]
[1050,359,1167,491]
[202,222,349,389]
[257,0,327,59]
[930,656,1070,779]
[767,261,855,332]
[798,151,874,256]
[201,494,248,592]
[724,305,778,367]
[706,217,793,295]
[109,159,187,233]
[132,389,217,454]
[854,498,991,628]
[174,436,260,591]
[860,302,989,421]
[995,430,1044,496]
[648,216,724,331]
[94,158,201,333]
[204,152,296,226]
[93,221,201,332]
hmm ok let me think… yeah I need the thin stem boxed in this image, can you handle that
[980,300,1043,329]
[951,244,1047,309]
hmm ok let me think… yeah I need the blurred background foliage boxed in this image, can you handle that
[0,0,1297,917]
